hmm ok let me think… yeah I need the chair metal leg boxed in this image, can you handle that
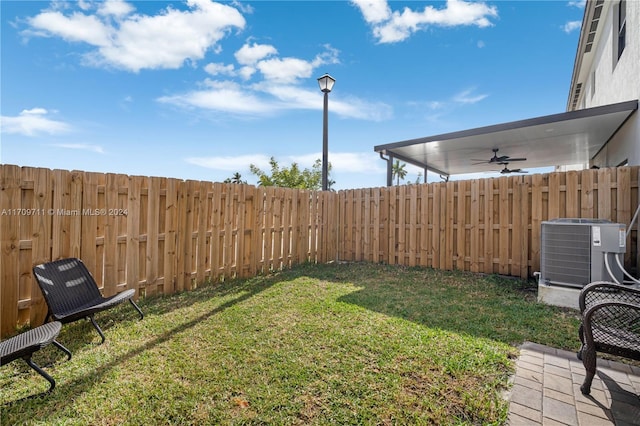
[129,299,144,320]
[88,316,106,344]
[24,357,56,392]
[52,340,72,360]
[580,344,597,395]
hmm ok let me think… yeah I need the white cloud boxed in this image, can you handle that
[453,88,488,104]
[313,44,340,65]
[351,0,391,24]
[24,0,246,72]
[157,79,274,115]
[27,11,112,46]
[231,42,338,85]
[255,46,339,84]
[352,0,498,43]
[204,62,236,76]
[238,65,256,80]
[563,20,582,33]
[254,83,319,109]
[257,57,315,84]
[52,143,105,154]
[568,1,586,8]
[97,0,135,18]
[234,42,277,65]
[1,108,72,136]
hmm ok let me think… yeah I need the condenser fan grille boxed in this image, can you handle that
[541,223,591,286]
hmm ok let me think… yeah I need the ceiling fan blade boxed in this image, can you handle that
[471,149,527,166]
[491,155,510,163]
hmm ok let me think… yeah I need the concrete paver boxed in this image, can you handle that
[507,342,640,425]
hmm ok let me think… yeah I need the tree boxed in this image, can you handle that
[249,157,333,190]
[392,160,407,185]
[224,172,247,184]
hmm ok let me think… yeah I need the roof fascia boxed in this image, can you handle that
[374,100,638,153]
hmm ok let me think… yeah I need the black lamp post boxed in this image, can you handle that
[317,73,335,191]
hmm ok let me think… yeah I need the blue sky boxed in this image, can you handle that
[1,0,585,189]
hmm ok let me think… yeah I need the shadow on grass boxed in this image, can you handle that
[333,264,581,349]
[1,272,281,409]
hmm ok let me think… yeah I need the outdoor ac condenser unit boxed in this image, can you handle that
[540,218,626,288]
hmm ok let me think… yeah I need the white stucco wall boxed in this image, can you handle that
[586,1,639,107]
[583,1,639,167]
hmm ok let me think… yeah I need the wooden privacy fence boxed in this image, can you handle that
[1,164,639,336]
[0,165,338,336]
[337,167,639,278]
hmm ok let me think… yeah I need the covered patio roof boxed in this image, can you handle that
[374,100,638,180]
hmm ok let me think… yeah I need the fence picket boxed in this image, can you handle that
[146,177,160,296]
[28,167,51,325]
[499,177,509,275]
[126,176,141,294]
[445,181,454,270]
[469,180,480,273]
[598,168,613,220]
[483,179,494,274]
[582,170,595,218]
[456,180,467,270]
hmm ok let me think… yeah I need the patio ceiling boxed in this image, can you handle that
[374,100,638,178]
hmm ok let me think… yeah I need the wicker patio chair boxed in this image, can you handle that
[33,258,144,345]
[577,281,640,395]
[1,321,70,393]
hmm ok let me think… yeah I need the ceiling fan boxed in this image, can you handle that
[472,148,527,165]
[499,165,528,174]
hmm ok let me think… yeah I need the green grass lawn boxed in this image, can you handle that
[1,263,581,425]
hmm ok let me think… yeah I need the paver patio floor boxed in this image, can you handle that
[508,342,640,425]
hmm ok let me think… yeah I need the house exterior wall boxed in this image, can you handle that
[571,0,639,168]
[584,1,639,106]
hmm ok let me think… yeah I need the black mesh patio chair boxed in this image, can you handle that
[33,258,144,345]
[577,281,640,395]
[0,321,71,393]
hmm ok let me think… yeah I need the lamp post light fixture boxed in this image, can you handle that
[317,73,335,191]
